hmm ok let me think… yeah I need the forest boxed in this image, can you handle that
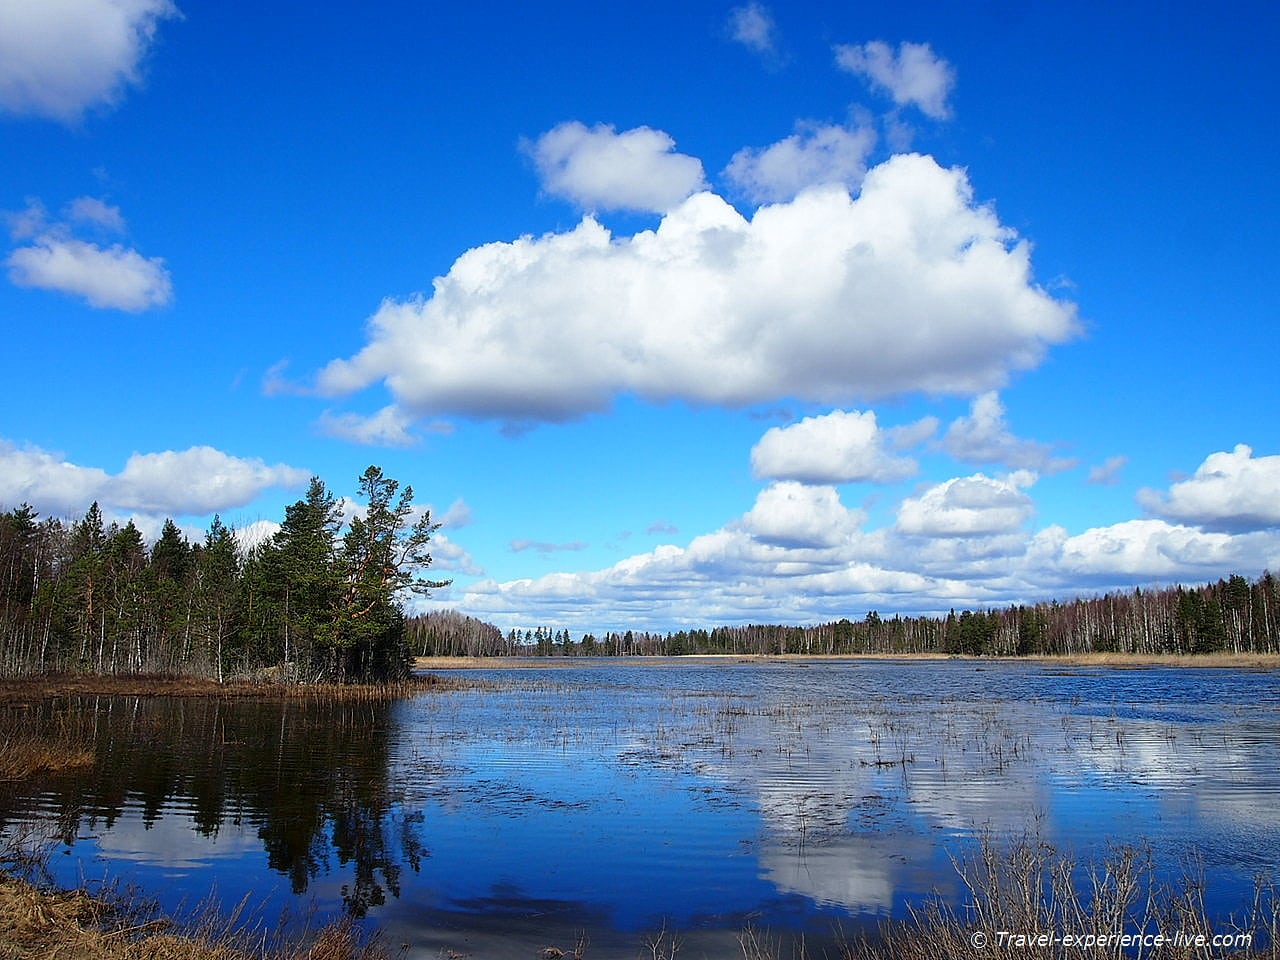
[408,573,1280,660]
[0,466,447,681]
[2,468,1278,679]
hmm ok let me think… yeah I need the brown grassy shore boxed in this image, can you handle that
[0,873,394,960]
[1033,650,1280,669]
[0,671,466,703]
[414,651,1280,670]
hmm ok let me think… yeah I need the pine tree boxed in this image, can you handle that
[327,466,450,681]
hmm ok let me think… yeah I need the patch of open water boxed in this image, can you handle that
[2,659,1279,957]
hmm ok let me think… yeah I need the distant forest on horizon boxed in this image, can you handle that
[410,573,1280,660]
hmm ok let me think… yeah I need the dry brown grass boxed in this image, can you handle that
[0,672,467,704]
[837,835,1278,960]
[1036,651,1280,670]
[0,875,398,960]
[0,736,94,781]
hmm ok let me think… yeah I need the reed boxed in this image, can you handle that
[0,734,94,780]
[838,834,1277,959]
[0,872,398,960]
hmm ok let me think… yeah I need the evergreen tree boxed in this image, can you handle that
[194,516,240,681]
[103,520,147,671]
[66,502,108,668]
[259,477,343,676]
[149,518,194,668]
[327,466,451,681]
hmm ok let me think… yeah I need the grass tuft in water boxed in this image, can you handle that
[837,834,1277,959]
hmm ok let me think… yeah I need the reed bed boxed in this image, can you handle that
[837,835,1278,960]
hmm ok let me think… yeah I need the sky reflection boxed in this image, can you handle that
[2,661,1278,958]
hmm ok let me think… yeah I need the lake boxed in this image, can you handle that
[2,658,1278,958]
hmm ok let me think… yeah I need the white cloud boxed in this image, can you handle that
[750,409,920,485]
[897,471,1037,538]
[727,2,778,58]
[7,235,172,311]
[739,482,865,549]
[317,405,419,448]
[1137,444,1280,531]
[65,196,128,232]
[447,466,1280,634]
[6,199,171,312]
[456,522,951,633]
[0,440,309,518]
[1035,519,1280,584]
[834,40,956,120]
[437,498,473,529]
[725,121,876,204]
[109,448,311,515]
[0,0,179,123]
[0,442,109,516]
[1087,455,1127,486]
[510,539,589,555]
[942,392,1076,473]
[426,532,483,577]
[887,415,940,450]
[316,154,1077,423]
[233,519,281,552]
[5,201,49,241]
[523,121,708,214]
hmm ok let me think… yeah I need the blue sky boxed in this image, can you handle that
[2,0,1278,634]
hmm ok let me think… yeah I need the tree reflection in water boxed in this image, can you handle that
[0,694,425,917]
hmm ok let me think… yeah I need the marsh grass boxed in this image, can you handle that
[0,672,471,704]
[0,868,400,960]
[0,702,99,780]
[0,734,95,780]
[838,834,1278,959]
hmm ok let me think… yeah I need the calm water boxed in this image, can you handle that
[2,659,1279,957]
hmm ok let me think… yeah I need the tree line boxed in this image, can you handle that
[0,466,448,681]
[409,572,1280,659]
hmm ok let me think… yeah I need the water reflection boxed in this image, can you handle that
[1,661,1278,958]
[0,694,422,917]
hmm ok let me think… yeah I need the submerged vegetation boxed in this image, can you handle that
[0,465,448,682]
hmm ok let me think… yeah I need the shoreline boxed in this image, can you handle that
[0,650,1273,702]
[0,672,462,702]
[412,650,1280,670]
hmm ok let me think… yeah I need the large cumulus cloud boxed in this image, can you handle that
[1138,445,1280,532]
[316,153,1077,424]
